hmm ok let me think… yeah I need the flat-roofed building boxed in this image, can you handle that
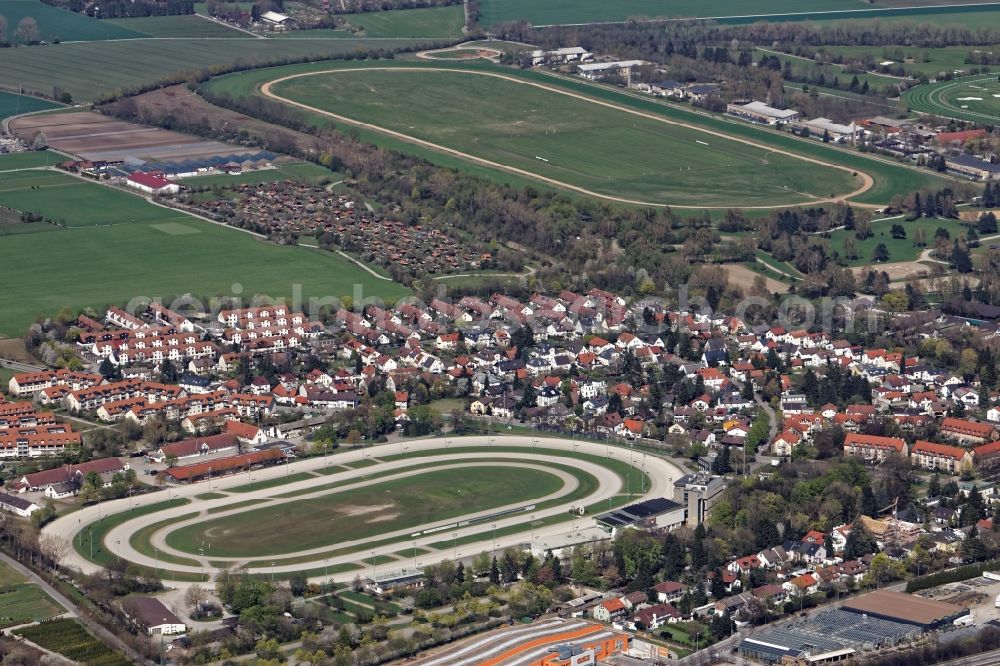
[727,101,800,125]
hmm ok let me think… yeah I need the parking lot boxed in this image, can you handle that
[917,576,1000,625]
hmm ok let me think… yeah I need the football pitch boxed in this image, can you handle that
[267,67,865,208]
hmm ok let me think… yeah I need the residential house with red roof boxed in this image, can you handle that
[593,598,628,623]
[843,433,908,464]
[911,440,974,474]
[941,418,998,446]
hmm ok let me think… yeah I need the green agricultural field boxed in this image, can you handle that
[475,0,1000,26]
[0,0,144,42]
[0,582,63,628]
[193,1,255,12]
[270,68,863,207]
[164,466,564,557]
[0,150,62,170]
[16,618,130,666]
[0,561,62,629]
[0,176,408,336]
[0,170,187,227]
[0,37,434,102]
[906,74,1000,123]
[105,14,251,38]
[827,216,970,266]
[274,5,464,38]
[786,5,1000,29]
[0,91,61,122]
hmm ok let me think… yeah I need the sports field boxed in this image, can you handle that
[0,172,407,336]
[269,68,863,207]
[476,0,1000,26]
[0,91,61,122]
[906,74,1000,123]
[165,466,563,557]
[203,59,955,206]
[50,437,670,583]
[0,37,434,102]
[0,0,144,42]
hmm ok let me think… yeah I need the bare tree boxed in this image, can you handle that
[0,16,8,45]
[15,17,38,45]
[38,534,69,569]
[184,583,208,610]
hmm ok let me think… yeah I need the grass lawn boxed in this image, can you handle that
[210,59,953,206]
[827,216,969,266]
[754,250,803,278]
[906,74,1000,123]
[0,92,61,122]
[393,546,431,558]
[0,171,187,227]
[752,48,902,93]
[338,589,402,613]
[271,68,862,207]
[426,398,467,417]
[814,44,992,77]
[180,162,335,188]
[105,14,252,38]
[361,554,397,565]
[74,498,209,582]
[0,176,409,336]
[227,471,316,493]
[194,492,228,500]
[164,465,565,557]
[0,0,144,42]
[336,5,464,38]
[785,5,1000,29]
[0,151,63,170]
[478,0,862,25]
[0,37,434,102]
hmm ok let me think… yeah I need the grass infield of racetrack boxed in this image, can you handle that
[206,58,955,207]
[164,465,567,558]
[906,73,1000,123]
[97,448,646,578]
[270,67,864,207]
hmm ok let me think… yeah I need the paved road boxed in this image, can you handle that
[937,647,1000,666]
[45,435,682,587]
[260,67,874,210]
[0,359,45,373]
[0,552,155,666]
